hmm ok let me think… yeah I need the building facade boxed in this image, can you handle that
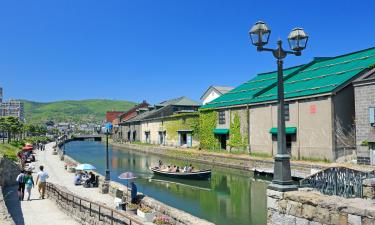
[354,68,375,165]
[201,47,375,161]
[200,86,233,105]
[120,97,201,147]
[1,100,25,122]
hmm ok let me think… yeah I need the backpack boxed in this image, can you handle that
[16,174,25,184]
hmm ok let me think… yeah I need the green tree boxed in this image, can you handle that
[0,117,7,143]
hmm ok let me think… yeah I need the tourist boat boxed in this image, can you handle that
[150,167,211,180]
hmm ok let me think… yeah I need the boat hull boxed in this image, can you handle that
[150,167,211,180]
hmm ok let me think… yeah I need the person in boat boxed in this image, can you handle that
[158,160,163,168]
[176,166,180,173]
[163,165,171,172]
[187,164,193,172]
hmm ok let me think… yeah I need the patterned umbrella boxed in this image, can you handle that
[118,172,137,202]
[118,172,137,180]
[75,164,96,171]
[22,146,33,151]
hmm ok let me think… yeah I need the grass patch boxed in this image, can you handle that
[0,143,20,161]
[249,151,272,158]
[296,156,331,163]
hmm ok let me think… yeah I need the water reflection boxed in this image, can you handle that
[64,141,269,225]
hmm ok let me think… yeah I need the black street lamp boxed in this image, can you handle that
[104,123,112,181]
[249,21,308,192]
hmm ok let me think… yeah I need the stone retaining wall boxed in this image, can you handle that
[0,157,20,187]
[267,188,375,225]
[60,148,213,225]
[0,157,19,225]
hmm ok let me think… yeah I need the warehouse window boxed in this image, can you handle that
[218,111,226,124]
[285,104,290,121]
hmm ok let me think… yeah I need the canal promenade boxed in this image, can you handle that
[4,185,80,225]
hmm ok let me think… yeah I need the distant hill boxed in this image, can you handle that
[21,99,137,124]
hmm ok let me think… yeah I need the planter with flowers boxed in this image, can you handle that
[153,215,172,225]
[137,206,155,222]
[126,203,138,214]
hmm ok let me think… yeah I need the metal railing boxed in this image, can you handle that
[300,166,375,198]
[46,183,144,225]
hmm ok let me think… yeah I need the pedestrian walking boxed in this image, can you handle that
[36,165,49,199]
[24,171,34,201]
[16,170,26,201]
[42,144,45,151]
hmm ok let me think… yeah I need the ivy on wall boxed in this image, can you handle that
[164,113,199,141]
[228,112,248,151]
[199,110,219,149]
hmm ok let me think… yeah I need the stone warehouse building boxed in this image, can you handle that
[201,47,375,161]
[119,97,201,147]
[354,68,375,165]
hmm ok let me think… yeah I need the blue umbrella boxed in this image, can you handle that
[75,163,96,171]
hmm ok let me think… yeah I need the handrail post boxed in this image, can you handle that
[111,210,113,225]
[72,196,75,208]
[99,205,101,221]
[79,199,81,212]
[89,202,92,216]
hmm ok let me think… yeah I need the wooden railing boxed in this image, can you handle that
[46,182,145,225]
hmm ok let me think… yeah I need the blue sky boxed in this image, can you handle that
[1,0,374,104]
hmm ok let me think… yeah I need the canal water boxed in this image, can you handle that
[64,141,269,225]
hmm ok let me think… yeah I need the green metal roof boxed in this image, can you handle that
[252,47,375,103]
[201,47,375,109]
[269,127,297,134]
[213,128,229,134]
[201,65,304,109]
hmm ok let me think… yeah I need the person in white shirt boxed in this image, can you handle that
[36,165,49,199]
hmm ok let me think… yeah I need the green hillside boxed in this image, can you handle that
[21,99,136,124]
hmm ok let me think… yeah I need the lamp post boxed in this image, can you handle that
[249,21,308,192]
[104,122,112,181]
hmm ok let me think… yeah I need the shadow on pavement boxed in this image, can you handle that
[3,185,25,225]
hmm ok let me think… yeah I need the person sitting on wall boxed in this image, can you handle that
[74,172,82,185]
[85,172,95,186]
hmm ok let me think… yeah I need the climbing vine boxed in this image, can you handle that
[164,113,199,140]
[199,110,219,149]
[228,112,248,151]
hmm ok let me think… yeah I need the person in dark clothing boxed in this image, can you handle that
[85,172,96,186]
[130,182,137,203]
[16,170,26,200]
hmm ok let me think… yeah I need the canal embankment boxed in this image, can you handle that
[109,141,327,179]
[0,156,19,225]
[57,141,214,225]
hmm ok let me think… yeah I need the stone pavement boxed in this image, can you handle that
[34,142,116,207]
[4,185,80,225]
[3,142,126,225]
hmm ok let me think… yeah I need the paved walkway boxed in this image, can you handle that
[4,185,80,225]
[5,142,149,225]
[3,142,120,225]
[34,142,116,206]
